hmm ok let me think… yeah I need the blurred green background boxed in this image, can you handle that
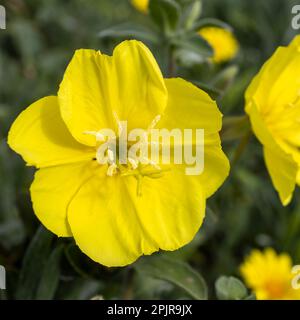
[0,0,299,300]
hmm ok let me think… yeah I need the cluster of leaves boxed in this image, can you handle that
[0,0,300,300]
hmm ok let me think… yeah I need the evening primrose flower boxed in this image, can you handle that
[245,35,300,206]
[198,27,239,63]
[131,0,149,14]
[8,40,229,267]
[240,248,300,300]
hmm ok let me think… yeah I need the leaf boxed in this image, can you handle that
[56,279,103,300]
[35,244,64,300]
[210,65,239,96]
[0,140,26,250]
[172,34,213,65]
[16,226,54,300]
[9,19,44,62]
[134,254,208,300]
[183,0,202,30]
[193,18,233,32]
[215,276,248,300]
[149,0,180,32]
[98,23,159,43]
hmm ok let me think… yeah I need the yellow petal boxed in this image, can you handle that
[161,78,223,133]
[240,248,296,300]
[112,41,167,131]
[263,147,297,206]
[267,47,300,116]
[245,99,278,148]
[246,100,297,205]
[159,78,230,197]
[131,0,149,13]
[198,27,239,63]
[58,50,115,146]
[30,161,98,237]
[58,41,167,146]
[297,170,300,185]
[7,96,94,168]
[246,41,300,119]
[67,165,206,267]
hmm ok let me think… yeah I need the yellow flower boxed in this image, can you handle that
[131,0,149,14]
[7,40,229,267]
[198,27,239,63]
[245,35,300,206]
[240,248,300,300]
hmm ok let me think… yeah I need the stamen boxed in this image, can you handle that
[149,160,161,170]
[128,157,138,170]
[140,156,161,170]
[107,149,115,164]
[107,163,118,177]
[84,114,166,186]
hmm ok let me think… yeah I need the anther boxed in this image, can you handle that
[107,163,118,177]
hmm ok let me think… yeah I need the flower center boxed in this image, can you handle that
[84,112,168,196]
[264,280,288,299]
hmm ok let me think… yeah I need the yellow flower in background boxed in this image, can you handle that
[240,248,300,300]
[131,0,149,14]
[245,35,300,206]
[198,27,239,63]
[8,40,229,267]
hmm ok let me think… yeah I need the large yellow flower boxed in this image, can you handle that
[198,27,239,63]
[245,35,300,206]
[240,248,300,300]
[8,40,229,267]
[131,0,149,14]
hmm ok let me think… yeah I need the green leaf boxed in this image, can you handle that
[134,254,208,300]
[56,278,103,300]
[16,226,54,300]
[183,0,202,30]
[193,18,233,32]
[149,0,180,33]
[172,34,213,66]
[35,244,64,300]
[0,141,26,250]
[9,19,44,62]
[215,276,248,300]
[98,23,159,43]
[211,65,239,96]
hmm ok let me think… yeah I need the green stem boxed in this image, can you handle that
[122,268,135,300]
[167,44,176,77]
[231,130,252,166]
[221,115,250,142]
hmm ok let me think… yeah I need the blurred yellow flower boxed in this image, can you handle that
[131,0,149,13]
[245,35,300,206]
[8,40,229,267]
[198,27,239,63]
[240,248,300,300]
